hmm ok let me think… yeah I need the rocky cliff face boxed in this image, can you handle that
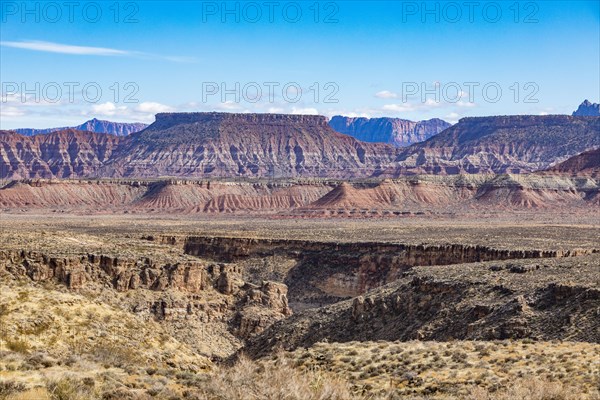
[546,147,600,177]
[329,116,451,147]
[572,100,600,116]
[0,248,292,356]
[182,236,594,308]
[14,118,148,136]
[244,254,600,358]
[103,112,399,178]
[2,113,599,179]
[0,129,122,179]
[394,115,600,174]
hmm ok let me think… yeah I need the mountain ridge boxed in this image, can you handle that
[328,115,451,147]
[1,112,599,180]
[13,118,148,136]
[573,99,600,116]
[393,114,600,174]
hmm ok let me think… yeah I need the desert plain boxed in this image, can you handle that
[1,199,598,399]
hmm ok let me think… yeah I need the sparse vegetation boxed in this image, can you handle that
[283,340,600,399]
[4,339,30,354]
[0,214,598,399]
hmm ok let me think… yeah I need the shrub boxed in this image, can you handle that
[0,381,27,399]
[5,338,30,354]
[469,378,580,400]
[45,376,98,400]
[192,354,360,399]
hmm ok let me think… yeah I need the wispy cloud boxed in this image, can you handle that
[0,40,197,63]
[375,90,398,99]
[1,40,128,56]
[86,101,175,120]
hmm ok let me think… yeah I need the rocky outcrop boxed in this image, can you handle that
[243,254,600,358]
[0,129,122,179]
[236,281,293,338]
[2,113,599,179]
[545,147,600,177]
[1,113,400,179]
[183,236,596,307]
[0,249,292,342]
[0,249,215,292]
[394,115,600,174]
[329,116,450,147]
[14,118,148,136]
[573,100,600,116]
[101,112,399,178]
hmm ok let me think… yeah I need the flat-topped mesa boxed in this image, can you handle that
[149,112,329,131]
[456,114,600,127]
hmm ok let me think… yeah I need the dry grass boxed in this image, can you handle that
[0,283,210,376]
[469,379,581,400]
[189,354,358,400]
[1,214,599,399]
[1,213,599,254]
[1,333,598,400]
[283,340,600,399]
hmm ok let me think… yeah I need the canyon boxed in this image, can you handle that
[1,211,598,399]
[1,111,599,399]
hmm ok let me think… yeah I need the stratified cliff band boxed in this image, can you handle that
[1,112,599,179]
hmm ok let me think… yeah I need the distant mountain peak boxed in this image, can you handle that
[329,115,451,147]
[13,119,148,137]
[573,100,600,116]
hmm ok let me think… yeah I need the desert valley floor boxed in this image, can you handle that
[1,206,598,399]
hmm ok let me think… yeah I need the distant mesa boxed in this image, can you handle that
[1,112,599,180]
[394,114,600,175]
[572,99,600,116]
[329,116,451,147]
[14,118,148,136]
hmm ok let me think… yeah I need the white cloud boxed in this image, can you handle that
[424,98,443,107]
[1,40,128,56]
[135,102,174,113]
[375,90,398,99]
[382,103,416,113]
[0,40,197,63]
[290,107,319,115]
[0,106,26,118]
[215,101,243,111]
[91,102,127,117]
[445,112,461,124]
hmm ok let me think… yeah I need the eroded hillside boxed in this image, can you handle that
[1,215,598,399]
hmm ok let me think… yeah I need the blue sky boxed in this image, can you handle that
[1,0,598,128]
